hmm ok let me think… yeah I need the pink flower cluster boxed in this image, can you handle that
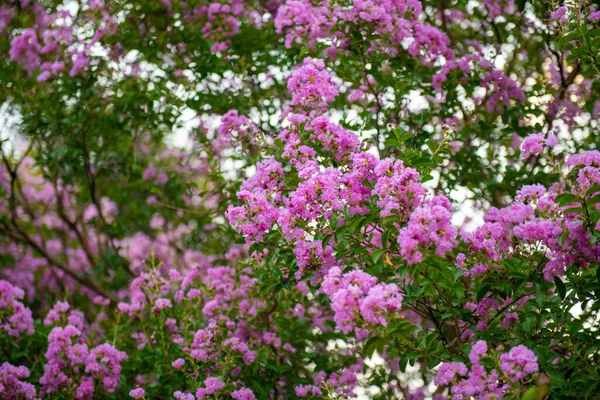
[287,58,338,115]
[200,2,241,52]
[398,196,458,264]
[500,345,539,382]
[371,159,425,218]
[39,301,127,399]
[230,59,460,269]
[480,70,526,113]
[321,267,403,334]
[214,110,258,154]
[462,175,600,281]
[0,362,38,399]
[521,132,558,158]
[7,2,117,82]
[181,0,281,53]
[435,341,538,398]
[275,0,451,65]
[464,296,521,332]
[0,280,34,337]
[307,116,361,161]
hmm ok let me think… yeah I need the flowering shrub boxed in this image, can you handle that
[1,0,600,399]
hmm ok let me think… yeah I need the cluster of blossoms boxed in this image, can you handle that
[291,359,365,399]
[180,0,285,52]
[321,267,403,335]
[452,155,600,342]
[480,69,527,114]
[3,0,289,82]
[7,1,117,82]
[0,362,37,399]
[460,156,600,283]
[275,0,451,64]
[0,280,34,337]
[275,0,529,116]
[398,196,457,264]
[39,301,127,399]
[435,341,538,398]
[287,58,339,115]
[213,110,259,155]
[521,132,559,158]
[229,57,460,267]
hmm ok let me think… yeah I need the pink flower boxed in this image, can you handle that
[0,362,37,399]
[469,340,488,364]
[231,388,256,400]
[152,298,172,312]
[287,58,338,115]
[551,6,567,22]
[171,358,185,369]
[129,388,145,398]
[203,377,225,394]
[0,280,34,337]
[521,133,557,158]
[589,11,600,21]
[434,362,468,385]
[500,345,538,381]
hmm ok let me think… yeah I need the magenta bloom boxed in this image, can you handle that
[129,388,145,398]
[500,345,539,381]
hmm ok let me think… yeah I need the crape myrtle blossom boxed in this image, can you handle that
[275,0,449,64]
[6,0,282,81]
[398,195,458,264]
[39,325,127,398]
[129,387,145,398]
[521,132,558,158]
[500,345,539,382]
[0,362,38,399]
[435,341,538,398]
[287,57,338,115]
[230,57,459,266]
[0,280,34,337]
[461,169,600,282]
[321,267,403,334]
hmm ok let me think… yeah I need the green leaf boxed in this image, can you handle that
[425,139,437,153]
[555,193,581,207]
[371,248,385,264]
[384,138,402,147]
[547,370,566,389]
[382,230,391,250]
[412,157,434,166]
[521,386,540,400]
[585,184,600,197]
[554,277,566,300]
[421,174,434,183]
[563,206,584,215]
[364,336,385,357]
[477,285,490,302]
[393,129,413,143]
